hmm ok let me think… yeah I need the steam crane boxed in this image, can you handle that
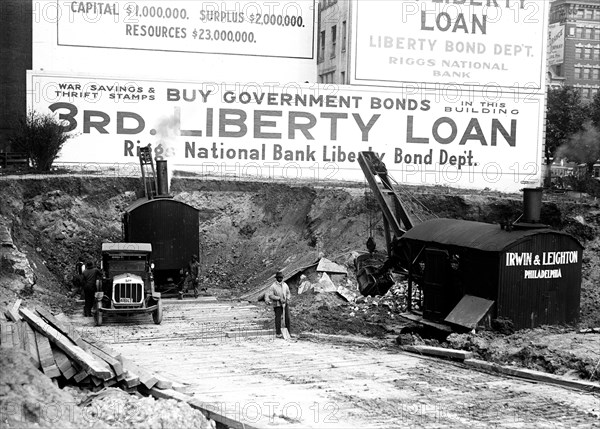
[355,151,418,297]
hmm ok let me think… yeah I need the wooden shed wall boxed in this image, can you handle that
[498,234,582,329]
[124,200,199,272]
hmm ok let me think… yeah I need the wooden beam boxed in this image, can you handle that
[73,369,89,383]
[5,300,22,322]
[35,307,88,350]
[401,345,473,361]
[84,341,123,375]
[34,330,61,378]
[51,346,77,380]
[121,371,141,388]
[22,322,41,368]
[0,322,15,348]
[464,359,600,393]
[11,322,24,350]
[20,308,112,380]
[120,356,157,389]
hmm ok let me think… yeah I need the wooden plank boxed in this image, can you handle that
[34,330,61,378]
[188,397,261,429]
[51,346,77,380]
[73,369,89,383]
[84,340,124,375]
[20,308,112,380]
[5,300,22,322]
[154,375,173,390]
[22,323,41,368]
[402,345,473,361]
[0,322,15,348]
[121,371,141,388]
[120,356,157,389]
[464,359,600,393]
[35,307,87,350]
[11,322,24,350]
[444,295,495,330]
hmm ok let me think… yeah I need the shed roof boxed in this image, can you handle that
[102,243,152,253]
[400,218,581,252]
[124,197,199,213]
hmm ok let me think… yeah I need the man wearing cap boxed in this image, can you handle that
[187,254,201,298]
[267,271,292,338]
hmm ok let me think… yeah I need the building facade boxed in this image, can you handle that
[549,0,600,101]
[317,0,350,84]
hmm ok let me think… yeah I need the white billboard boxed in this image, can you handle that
[350,0,549,90]
[57,0,314,58]
[547,23,565,66]
[32,1,316,83]
[29,72,543,191]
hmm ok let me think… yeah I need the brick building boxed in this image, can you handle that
[317,0,350,84]
[548,0,600,101]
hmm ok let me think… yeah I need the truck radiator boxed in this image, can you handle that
[113,283,144,305]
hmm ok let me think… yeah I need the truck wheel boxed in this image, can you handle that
[153,300,163,325]
[94,301,103,326]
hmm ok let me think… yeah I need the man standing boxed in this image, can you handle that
[187,254,201,297]
[81,261,103,317]
[267,271,292,338]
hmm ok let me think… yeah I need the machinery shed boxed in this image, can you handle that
[400,219,583,330]
[123,197,199,287]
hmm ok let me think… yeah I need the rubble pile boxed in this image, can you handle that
[0,300,214,428]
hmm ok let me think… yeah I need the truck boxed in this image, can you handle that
[94,243,163,326]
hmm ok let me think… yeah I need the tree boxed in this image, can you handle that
[589,91,600,129]
[545,87,588,186]
[8,111,73,171]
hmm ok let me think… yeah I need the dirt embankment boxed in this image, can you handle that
[1,175,599,383]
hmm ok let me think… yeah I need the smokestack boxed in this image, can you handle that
[156,160,169,196]
[522,187,543,223]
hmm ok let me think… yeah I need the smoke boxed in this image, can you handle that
[151,114,180,190]
[152,115,179,159]
[555,121,600,171]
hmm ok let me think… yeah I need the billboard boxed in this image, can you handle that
[547,23,565,66]
[29,72,543,191]
[32,0,316,82]
[57,0,314,58]
[350,0,549,90]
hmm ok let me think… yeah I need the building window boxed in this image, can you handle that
[340,71,345,84]
[575,66,582,79]
[576,9,584,19]
[595,48,600,60]
[585,9,593,20]
[576,47,583,58]
[319,30,325,62]
[341,21,347,52]
[575,27,585,38]
[583,68,590,79]
[592,69,600,81]
[331,25,337,58]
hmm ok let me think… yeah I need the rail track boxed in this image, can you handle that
[73,298,600,429]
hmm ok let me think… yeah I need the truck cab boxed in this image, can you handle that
[94,243,162,326]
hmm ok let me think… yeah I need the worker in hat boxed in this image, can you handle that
[266,271,292,338]
[186,254,201,298]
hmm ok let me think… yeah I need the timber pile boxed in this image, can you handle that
[0,300,181,393]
